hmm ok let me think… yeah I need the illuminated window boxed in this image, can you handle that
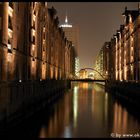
[32,28,35,36]
[31,29,35,44]
[124,66,127,80]
[43,27,45,32]
[7,52,12,62]
[50,66,54,79]
[131,47,133,52]
[42,62,46,80]
[7,44,12,50]
[131,56,134,62]
[8,28,13,38]
[8,5,13,17]
[31,20,35,29]
[33,14,36,21]
[43,39,45,45]
[32,44,35,51]
[45,2,47,7]
[129,14,132,23]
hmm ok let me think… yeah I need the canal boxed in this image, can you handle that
[3,82,140,138]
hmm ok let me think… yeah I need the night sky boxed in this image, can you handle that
[48,2,138,69]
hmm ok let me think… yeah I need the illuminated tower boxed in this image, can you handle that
[60,14,80,77]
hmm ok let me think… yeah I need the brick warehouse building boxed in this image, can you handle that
[0,2,75,124]
[0,2,75,82]
[102,5,140,83]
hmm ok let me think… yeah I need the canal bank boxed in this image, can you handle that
[105,81,140,108]
[0,79,70,131]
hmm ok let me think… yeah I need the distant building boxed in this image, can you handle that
[94,48,104,80]
[79,69,88,79]
[65,40,75,79]
[60,15,80,77]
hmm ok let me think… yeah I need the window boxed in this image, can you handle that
[18,3,19,11]
[9,2,13,8]
[32,36,35,44]
[8,16,13,30]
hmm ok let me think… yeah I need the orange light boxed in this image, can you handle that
[8,28,13,38]
[8,6,13,17]
[33,14,36,21]
[32,44,35,51]
[7,52,12,62]
[32,29,35,36]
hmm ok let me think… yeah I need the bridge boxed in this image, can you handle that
[71,68,107,82]
[71,79,105,82]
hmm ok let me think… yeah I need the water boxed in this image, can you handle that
[4,82,140,138]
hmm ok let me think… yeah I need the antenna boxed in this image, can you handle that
[65,11,68,24]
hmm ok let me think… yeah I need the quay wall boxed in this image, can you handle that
[0,80,70,129]
[105,81,140,107]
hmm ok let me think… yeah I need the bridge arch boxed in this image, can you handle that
[76,68,106,80]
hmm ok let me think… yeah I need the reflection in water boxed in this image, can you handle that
[73,86,78,128]
[80,82,88,89]
[63,126,71,138]
[112,101,140,135]
[37,82,140,138]
[39,126,47,138]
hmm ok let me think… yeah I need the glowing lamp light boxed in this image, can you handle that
[33,14,36,21]
[43,27,45,32]
[7,44,12,50]
[32,44,35,51]
[32,29,35,36]
[8,28,13,38]
[60,24,72,28]
[45,2,47,7]
[8,6,13,17]
[7,52,12,62]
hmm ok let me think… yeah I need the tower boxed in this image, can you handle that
[60,14,80,77]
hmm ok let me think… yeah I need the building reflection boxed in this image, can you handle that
[39,126,47,138]
[91,84,109,132]
[112,101,140,134]
[38,89,73,138]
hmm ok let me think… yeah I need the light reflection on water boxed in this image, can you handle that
[38,82,140,138]
[112,101,140,134]
[73,86,78,129]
